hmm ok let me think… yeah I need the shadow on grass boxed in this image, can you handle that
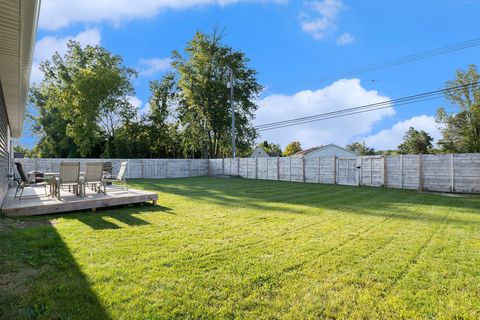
[130,177,480,227]
[0,202,174,318]
[0,218,110,319]
[68,204,173,230]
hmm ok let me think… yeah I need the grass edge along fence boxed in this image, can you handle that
[15,153,480,194]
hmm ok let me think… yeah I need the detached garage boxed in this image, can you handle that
[292,144,357,158]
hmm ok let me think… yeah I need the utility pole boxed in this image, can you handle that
[228,68,236,158]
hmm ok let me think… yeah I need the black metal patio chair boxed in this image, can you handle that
[14,162,48,200]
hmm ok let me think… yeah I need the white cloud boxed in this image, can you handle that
[300,0,345,40]
[360,115,443,150]
[139,58,172,76]
[336,32,354,45]
[128,96,143,109]
[38,0,286,30]
[31,28,101,85]
[138,102,151,118]
[34,28,101,62]
[255,78,395,149]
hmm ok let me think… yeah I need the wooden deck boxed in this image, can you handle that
[2,185,158,216]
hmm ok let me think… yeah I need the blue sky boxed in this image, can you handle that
[24,0,480,150]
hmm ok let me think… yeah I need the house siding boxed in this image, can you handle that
[0,82,10,203]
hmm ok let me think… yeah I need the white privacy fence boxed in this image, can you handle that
[15,158,209,179]
[14,153,480,194]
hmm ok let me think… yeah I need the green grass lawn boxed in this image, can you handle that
[1,177,480,319]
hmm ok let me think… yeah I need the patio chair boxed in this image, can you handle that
[14,162,47,200]
[104,161,128,190]
[84,162,106,194]
[56,162,81,199]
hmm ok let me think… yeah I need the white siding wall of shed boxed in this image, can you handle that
[304,145,357,158]
[251,146,270,158]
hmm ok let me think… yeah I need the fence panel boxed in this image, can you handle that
[13,153,480,194]
[336,157,358,186]
[361,156,384,187]
[453,153,480,193]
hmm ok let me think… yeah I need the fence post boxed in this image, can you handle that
[370,158,373,186]
[333,156,337,185]
[165,159,168,178]
[246,158,249,178]
[418,153,424,192]
[400,155,403,189]
[345,158,348,184]
[277,157,280,181]
[450,154,455,192]
[255,157,258,179]
[302,157,306,183]
[266,158,269,180]
[359,156,363,186]
[383,155,387,188]
[289,157,292,182]
[222,158,225,176]
[141,159,145,179]
[317,157,321,184]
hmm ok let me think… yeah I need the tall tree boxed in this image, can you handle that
[30,41,137,157]
[283,141,302,156]
[397,127,434,154]
[145,73,178,157]
[346,141,375,155]
[436,64,480,153]
[28,86,80,157]
[172,30,263,158]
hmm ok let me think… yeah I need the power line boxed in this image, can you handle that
[271,37,480,91]
[255,82,480,132]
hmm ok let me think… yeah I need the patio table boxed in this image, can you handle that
[44,172,86,198]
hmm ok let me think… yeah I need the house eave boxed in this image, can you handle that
[0,0,41,138]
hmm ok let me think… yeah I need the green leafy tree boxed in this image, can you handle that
[397,127,434,154]
[283,141,302,156]
[260,140,282,156]
[13,144,36,158]
[172,29,263,158]
[346,141,375,155]
[145,73,178,158]
[28,87,79,158]
[30,41,137,157]
[436,64,480,153]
